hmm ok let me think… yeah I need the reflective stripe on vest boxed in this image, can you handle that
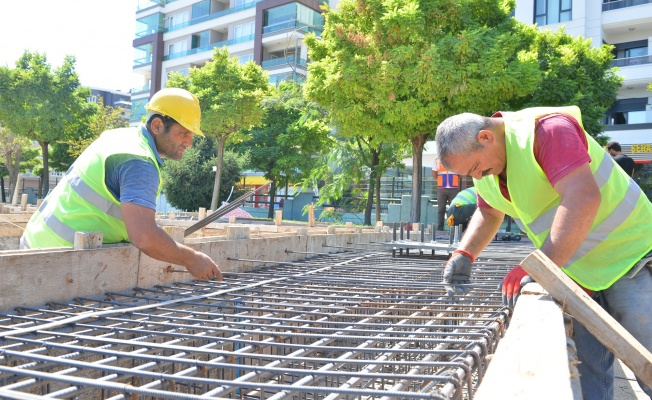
[68,169,123,221]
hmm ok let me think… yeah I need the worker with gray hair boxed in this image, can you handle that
[435,106,652,399]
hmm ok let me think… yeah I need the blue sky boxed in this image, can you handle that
[0,0,142,92]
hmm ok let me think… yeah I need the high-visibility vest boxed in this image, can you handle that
[436,160,460,188]
[21,126,162,248]
[452,187,477,206]
[474,106,652,290]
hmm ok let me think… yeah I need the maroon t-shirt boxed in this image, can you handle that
[477,113,591,209]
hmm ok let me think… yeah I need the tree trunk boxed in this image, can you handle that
[7,147,21,199]
[410,134,427,224]
[364,148,380,226]
[267,180,277,219]
[210,138,226,211]
[375,171,381,224]
[1,176,5,203]
[39,141,50,199]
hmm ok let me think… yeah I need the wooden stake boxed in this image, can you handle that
[308,203,315,227]
[520,250,652,388]
[73,232,103,250]
[275,210,282,226]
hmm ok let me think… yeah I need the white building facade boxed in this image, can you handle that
[514,0,652,165]
[130,0,328,125]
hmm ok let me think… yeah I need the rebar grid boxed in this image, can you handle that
[0,245,528,399]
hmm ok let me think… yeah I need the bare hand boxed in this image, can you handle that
[185,251,223,281]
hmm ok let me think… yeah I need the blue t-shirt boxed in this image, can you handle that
[104,125,164,210]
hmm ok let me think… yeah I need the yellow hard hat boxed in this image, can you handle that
[145,88,204,136]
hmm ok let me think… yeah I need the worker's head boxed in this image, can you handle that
[145,88,203,160]
[435,113,506,180]
[606,141,622,156]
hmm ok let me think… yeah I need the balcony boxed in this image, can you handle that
[165,1,261,33]
[612,54,652,67]
[262,56,308,69]
[603,0,651,11]
[263,20,323,36]
[163,35,255,61]
[133,56,153,67]
[131,84,151,95]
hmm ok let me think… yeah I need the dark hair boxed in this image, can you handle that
[606,141,621,152]
[146,114,178,133]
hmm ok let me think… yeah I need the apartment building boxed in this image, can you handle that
[514,0,652,169]
[130,0,328,125]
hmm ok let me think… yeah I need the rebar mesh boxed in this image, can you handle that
[0,243,532,399]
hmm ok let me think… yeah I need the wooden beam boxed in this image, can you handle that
[475,286,575,399]
[520,250,652,388]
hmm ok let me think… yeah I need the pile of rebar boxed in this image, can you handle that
[0,244,531,399]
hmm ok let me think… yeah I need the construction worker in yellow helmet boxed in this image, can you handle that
[21,88,222,281]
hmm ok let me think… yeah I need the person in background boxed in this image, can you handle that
[21,88,222,281]
[606,141,635,177]
[435,106,651,400]
[432,155,460,231]
[446,186,477,231]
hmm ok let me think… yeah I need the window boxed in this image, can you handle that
[192,31,209,49]
[168,40,188,56]
[192,0,210,19]
[238,54,254,64]
[605,98,648,126]
[235,0,255,7]
[534,0,571,26]
[168,11,189,29]
[87,95,98,104]
[234,21,254,38]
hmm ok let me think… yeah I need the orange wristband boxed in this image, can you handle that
[453,249,475,263]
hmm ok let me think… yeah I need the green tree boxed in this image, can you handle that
[0,122,35,199]
[166,47,270,211]
[161,135,245,211]
[508,28,622,142]
[0,51,95,197]
[304,0,541,223]
[240,80,332,218]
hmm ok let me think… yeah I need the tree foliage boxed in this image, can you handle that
[161,135,246,211]
[304,0,541,222]
[0,51,95,197]
[508,28,622,142]
[166,47,270,210]
[238,80,333,218]
[0,122,39,199]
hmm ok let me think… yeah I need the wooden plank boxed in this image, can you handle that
[73,232,103,250]
[520,250,652,388]
[475,290,575,399]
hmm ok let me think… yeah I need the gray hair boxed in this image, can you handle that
[435,113,490,169]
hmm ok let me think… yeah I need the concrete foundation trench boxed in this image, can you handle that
[0,228,582,399]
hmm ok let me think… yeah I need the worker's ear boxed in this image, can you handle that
[150,116,164,136]
[476,130,494,145]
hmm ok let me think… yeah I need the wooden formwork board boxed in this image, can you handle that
[0,232,391,313]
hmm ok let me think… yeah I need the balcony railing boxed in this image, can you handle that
[263,20,323,36]
[603,0,651,11]
[131,84,151,95]
[133,57,153,67]
[262,56,308,69]
[137,0,178,11]
[165,1,261,33]
[611,54,652,67]
[163,35,255,61]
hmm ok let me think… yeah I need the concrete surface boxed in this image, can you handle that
[616,359,649,400]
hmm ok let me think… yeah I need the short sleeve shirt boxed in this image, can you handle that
[104,125,164,210]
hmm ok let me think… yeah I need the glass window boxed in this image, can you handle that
[235,0,255,7]
[134,44,153,65]
[534,0,571,26]
[192,31,209,49]
[234,21,254,38]
[192,0,210,19]
[168,40,188,56]
[264,4,296,27]
[136,13,164,37]
[605,98,648,125]
[239,54,254,64]
[169,11,189,28]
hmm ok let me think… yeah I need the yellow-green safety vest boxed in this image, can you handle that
[474,106,652,291]
[21,126,162,248]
